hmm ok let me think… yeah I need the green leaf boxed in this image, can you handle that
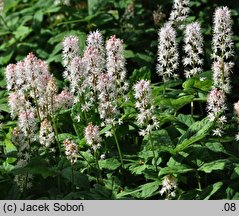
[183,71,212,93]
[0,51,14,65]
[175,117,214,153]
[33,10,43,29]
[13,26,32,41]
[205,142,226,153]
[12,157,57,179]
[61,167,89,188]
[87,184,113,199]
[198,182,223,200]
[0,91,9,112]
[99,125,112,135]
[135,53,153,66]
[6,157,17,164]
[198,159,228,173]
[4,0,20,13]
[155,95,194,111]
[116,180,161,199]
[27,157,57,178]
[140,181,160,198]
[58,133,78,143]
[124,50,135,59]
[99,158,121,170]
[88,0,105,15]
[230,165,239,180]
[177,114,195,127]
[129,66,151,83]
[159,165,194,176]
[2,162,15,172]
[129,163,148,175]
[4,136,17,154]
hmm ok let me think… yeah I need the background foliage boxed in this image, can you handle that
[0,0,239,199]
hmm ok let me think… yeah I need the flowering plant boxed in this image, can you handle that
[0,0,238,200]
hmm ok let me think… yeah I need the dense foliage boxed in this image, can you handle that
[0,0,239,200]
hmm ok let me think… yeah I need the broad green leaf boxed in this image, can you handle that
[231,166,239,180]
[124,50,135,59]
[129,163,148,175]
[183,71,212,93]
[4,139,17,154]
[198,159,228,173]
[27,157,57,178]
[11,156,55,178]
[129,66,151,83]
[159,165,194,176]
[177,114,195,127]
[0,51,14,65]
[99,125,112,135]
[99,158,121,170]
[198,182,223,200]
[13,26,32,41]
[87,184,113,199]
[205,142,226,153]
[4,0,20,13]
[58,133,78,143]
[155,95,194,111]
[6,157,17,164]
[116,181,161,199]
[140,181,160,198]
[135,53,153,65]
[61,167,89,188]
[175,117,214,153]
[2,162,15,172]
[88,0,106,15]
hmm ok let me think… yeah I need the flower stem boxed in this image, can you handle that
[33,87,41,122]
[191,101,194,117]
[52,115,62,156]
[112,127,124,168]
[71,165,75,191]
[94,150,102,183]
[149,132,158,172]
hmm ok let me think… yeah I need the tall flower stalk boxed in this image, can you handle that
[183,22,204,78]
[157,24,179,94]
[84,123,102,180]
[63,139,78,190]
[134,80,159,172]
[207,6,234,137]
[183,22,204,116]
[212,6,234,94]
[234,101,239,141]
[169,0,190,28]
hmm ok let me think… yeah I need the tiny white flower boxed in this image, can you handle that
[212,128,223,137]
[105,131,112,137]
[100,154,106,160]
[75,115,81,123]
